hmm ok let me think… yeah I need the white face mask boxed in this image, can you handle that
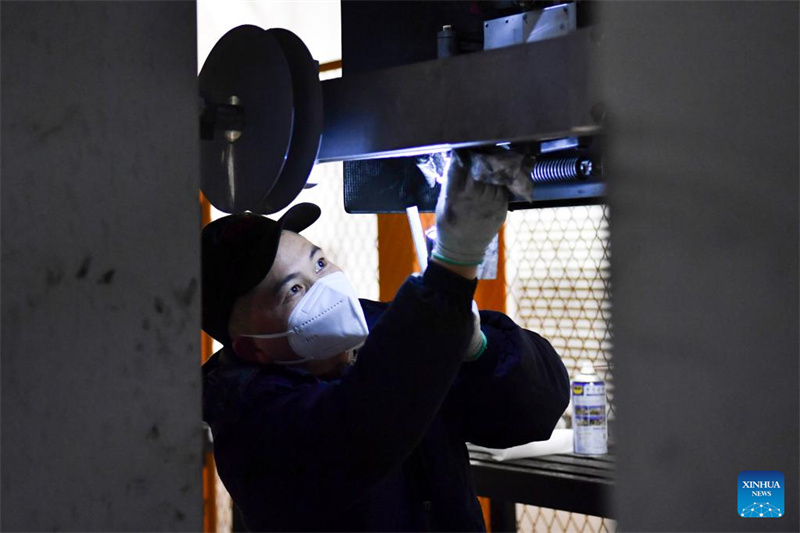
[242,271,369,365]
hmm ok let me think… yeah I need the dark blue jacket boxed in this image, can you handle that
[202,262,570,532]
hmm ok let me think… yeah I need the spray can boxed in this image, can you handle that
[572,362,608,455]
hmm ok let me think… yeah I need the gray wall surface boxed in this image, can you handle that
[1,2,202,531]
[599,2,799,531]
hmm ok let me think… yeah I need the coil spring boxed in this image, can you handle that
[530,155,592,184]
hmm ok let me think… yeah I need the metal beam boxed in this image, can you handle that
[318,29,600,162]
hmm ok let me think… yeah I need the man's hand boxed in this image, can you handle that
[433,150,510,268]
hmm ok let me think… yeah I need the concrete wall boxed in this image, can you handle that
[1,2,202,531]
[599,2,799,531]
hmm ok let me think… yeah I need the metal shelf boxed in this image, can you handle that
[468,445,614,519]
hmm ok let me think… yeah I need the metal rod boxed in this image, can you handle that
[318,59,342,73]
[406,205,429,272]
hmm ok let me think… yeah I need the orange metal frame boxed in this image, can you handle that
[319,59,343,73]
[200,192,218,532]
[377,213,506,313]
[377,213,506,531]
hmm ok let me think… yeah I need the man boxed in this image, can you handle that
[202,152,570,532]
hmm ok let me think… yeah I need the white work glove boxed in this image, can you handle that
[465,300,487,361]
[433,150,510,266]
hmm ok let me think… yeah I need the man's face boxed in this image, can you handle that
[229,230,342,361]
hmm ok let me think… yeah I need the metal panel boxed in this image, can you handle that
[484,3,577,50]
[484,13,525,50]
[319,29,600,163]
[524,4,577,44]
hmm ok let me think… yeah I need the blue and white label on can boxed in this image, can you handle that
[572,380,607,455]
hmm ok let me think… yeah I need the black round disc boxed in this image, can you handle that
[199,25,294,213]
[255,28,323,214]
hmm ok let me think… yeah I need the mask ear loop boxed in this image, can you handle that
[240,330,312,366]
[272,358,312,366]
[243,331,291,339]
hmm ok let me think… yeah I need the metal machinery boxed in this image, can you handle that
[198,0,603,215]
[199,1,611,524]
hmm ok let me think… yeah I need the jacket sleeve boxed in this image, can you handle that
[214,262,477,528]
[445,310,571,449]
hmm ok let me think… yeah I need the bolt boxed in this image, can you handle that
[224,95,242,143]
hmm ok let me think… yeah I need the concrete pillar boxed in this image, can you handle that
[598,2,799,530]
[1,1,201,530]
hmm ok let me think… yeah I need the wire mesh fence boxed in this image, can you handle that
[517,505,616,533]
[505,204,614,533]
[290,161,380,301]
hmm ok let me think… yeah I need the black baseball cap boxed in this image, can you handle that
[202,203,321,345]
